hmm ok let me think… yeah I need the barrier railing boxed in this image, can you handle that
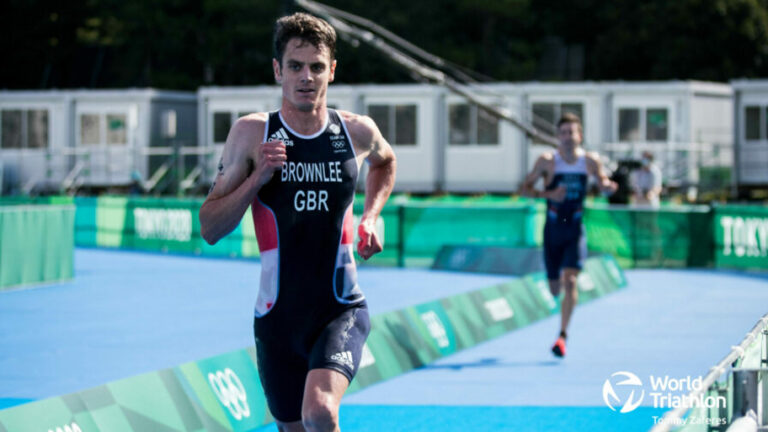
[650,314,768,432]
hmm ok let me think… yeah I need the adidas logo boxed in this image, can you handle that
[268,128,294,146]
[330,351,354,368]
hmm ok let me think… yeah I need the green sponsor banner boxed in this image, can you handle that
[193,350,271,431]
[585,205,713,269]
[0,255,625,431]
[11,195,739,272]
[126,198,198,254]
[0,397,95,432]
[410,302,458,356]
[522,272,559,314]
[74,196,256,259]
[351,201,538,267]
[714,205,768,271]
[600,254,627,288]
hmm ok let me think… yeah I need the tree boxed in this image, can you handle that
[2,0,768,89]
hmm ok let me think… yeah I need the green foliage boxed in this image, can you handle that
[2,0,768,89]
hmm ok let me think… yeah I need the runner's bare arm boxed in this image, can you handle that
[199,114,286,245]
[520,154,564,200]
[343,113,397,260]
[520,155,546,197]
[586,152,617,194]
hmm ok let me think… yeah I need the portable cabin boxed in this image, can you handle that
[69,89,197,190]
[0,90,70,193]
[0,89,197,193]
[599,81,733,189]
[731,79,768,193]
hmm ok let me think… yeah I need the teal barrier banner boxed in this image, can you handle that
[13,196,768,273]
[68,196,541,269]
[0,205,74,290]
[75,197,98,247]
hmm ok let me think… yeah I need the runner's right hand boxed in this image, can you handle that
[545,185,567,202]
[252,140,287,188]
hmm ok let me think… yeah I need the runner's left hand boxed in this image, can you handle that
[357,221,382,260]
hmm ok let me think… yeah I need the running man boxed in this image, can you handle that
[521,113,616,358]
[199,13,396,432]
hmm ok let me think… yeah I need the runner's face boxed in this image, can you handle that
[558,122,582,150]
[274,38,336,113]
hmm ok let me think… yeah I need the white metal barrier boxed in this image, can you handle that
[650,314,768,432]
[7,144,216,195]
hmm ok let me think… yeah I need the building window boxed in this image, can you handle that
[213,112,232,143]
[531,102,584,144]
[618,108,641,141]
[745,106,760,140]
[1,109,50,149]
[106,114,127,145]
[395,105,417,145]
[561,103,584,121]
[367,104,417,146]
[618,107,668,142]
[79,112,130,146]
[80,114,101,145]
[477,106,499,145]
[449,104,471,145]
[646,108,668,141]
[1,110,22,149]
[449,103,499,146]
[27,110,48,149]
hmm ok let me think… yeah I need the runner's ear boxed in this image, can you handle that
[273,59,282,83]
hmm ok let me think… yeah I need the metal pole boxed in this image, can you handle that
[175,140,183,196]
[733,369,760,421]
[763,331,768,426]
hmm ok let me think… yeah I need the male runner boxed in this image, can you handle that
[199,13,396,432]
[521,113,616,358]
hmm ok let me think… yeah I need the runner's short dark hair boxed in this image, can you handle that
[557,112,582,129]
[274,13,336,64]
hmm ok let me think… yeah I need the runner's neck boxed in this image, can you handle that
[557,147,581,164]
[279,103,329,136]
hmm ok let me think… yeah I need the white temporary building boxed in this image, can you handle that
[0,89,197,193]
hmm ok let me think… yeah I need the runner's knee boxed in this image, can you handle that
[302,397,337,432]
[276,420,306,432]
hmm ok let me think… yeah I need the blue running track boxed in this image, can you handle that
[1,249,767,431]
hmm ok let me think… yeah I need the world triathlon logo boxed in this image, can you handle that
[602,371,645,413]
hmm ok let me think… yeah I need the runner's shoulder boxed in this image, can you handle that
[336,110,377,141]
